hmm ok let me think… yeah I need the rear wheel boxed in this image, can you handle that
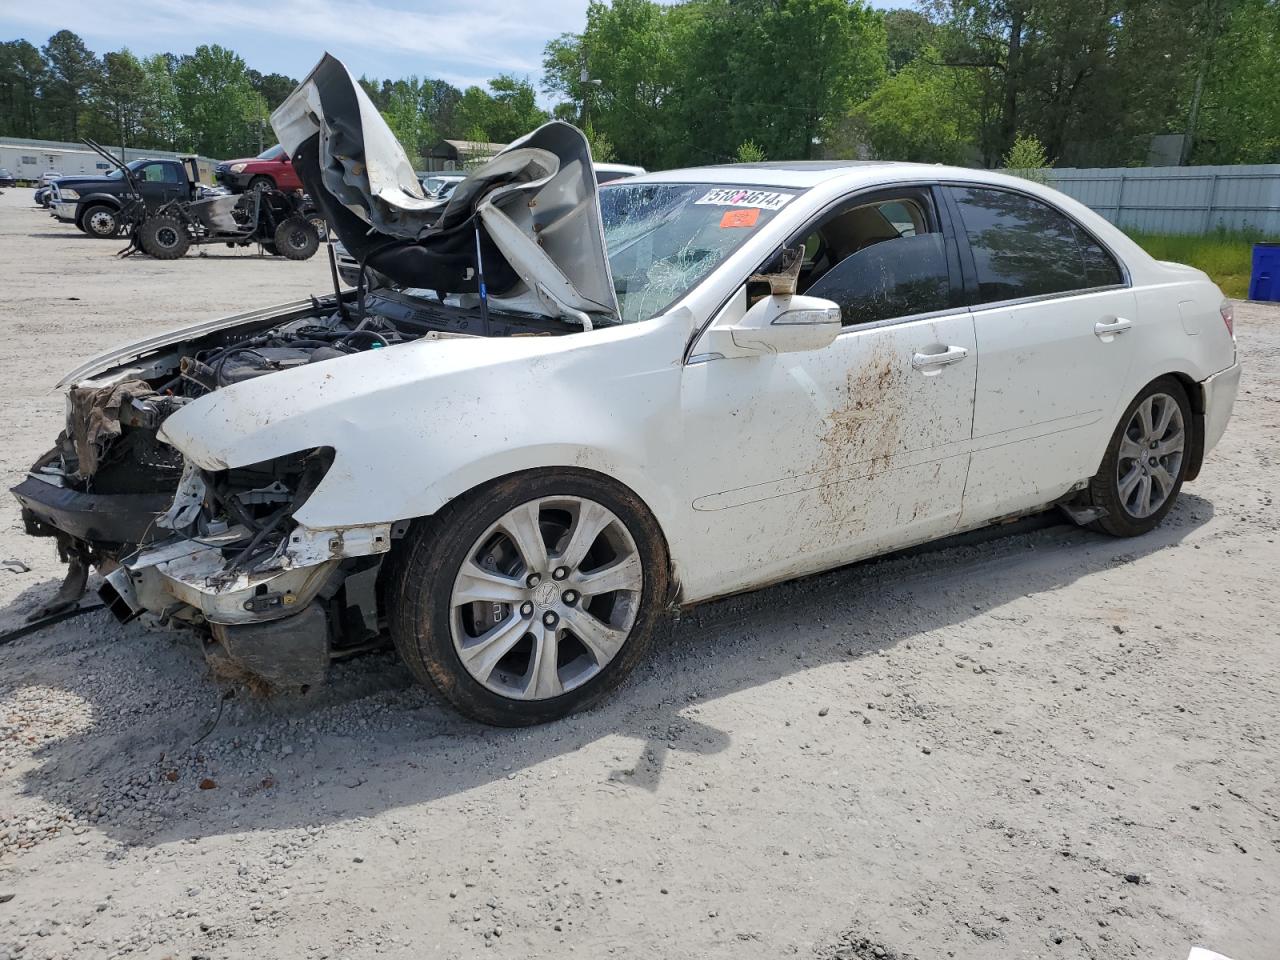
[1086,376,1192,537]
[81,204,119,238]
[273,217,319,260]
[388,470,670,726]
[138,216,190,259]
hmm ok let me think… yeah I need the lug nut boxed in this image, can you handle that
[562,590,578,605]
[552,566,569,581]
[526,573,541,588]
[542,611,558,627]
[520,601,534,617]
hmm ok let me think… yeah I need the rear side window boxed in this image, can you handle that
[1074,224,1124,287]
[952,186,1118,303]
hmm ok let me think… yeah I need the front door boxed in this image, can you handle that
[135,161,186,210]
[677,186,977,602]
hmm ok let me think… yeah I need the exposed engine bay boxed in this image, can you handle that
[12,288,579,685]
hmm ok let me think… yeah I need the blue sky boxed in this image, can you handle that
[1,0,916,104]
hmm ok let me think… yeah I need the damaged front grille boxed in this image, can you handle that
[163,447,336,581]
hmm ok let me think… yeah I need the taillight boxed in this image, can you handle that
[1220,300,1234,338]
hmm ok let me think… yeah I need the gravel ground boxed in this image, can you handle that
[1,187,1278,960]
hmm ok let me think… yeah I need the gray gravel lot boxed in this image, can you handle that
[1,187,1278,960]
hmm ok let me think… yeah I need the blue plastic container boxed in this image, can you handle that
[1249,242,1280,302]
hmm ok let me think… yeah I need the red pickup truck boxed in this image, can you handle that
[214,144,303,193]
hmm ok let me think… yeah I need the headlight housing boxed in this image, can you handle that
[230,163,247,174]
[59,187,79,200]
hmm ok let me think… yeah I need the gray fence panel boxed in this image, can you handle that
[1041,164,1280,236]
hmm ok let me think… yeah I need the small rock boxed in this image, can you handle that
[818,707,829,717]
[198,779,217,791]
[1123,873,1141,884]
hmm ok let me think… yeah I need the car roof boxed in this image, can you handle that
[625,160,1020,190]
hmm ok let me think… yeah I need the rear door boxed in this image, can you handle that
[944,184,1137,526]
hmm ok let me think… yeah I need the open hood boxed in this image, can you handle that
[271,54,619,326]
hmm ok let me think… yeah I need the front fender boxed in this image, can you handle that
[158,314,691,534]
[75,193,125,214]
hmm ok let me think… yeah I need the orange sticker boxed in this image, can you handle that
[720,207,761,228]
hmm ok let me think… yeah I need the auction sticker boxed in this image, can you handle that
[720,208,761,228]
[696,188,794,210]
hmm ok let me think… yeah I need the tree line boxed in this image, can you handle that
[3,1,1278,169]
[0,31,550,162]
[546,0,1279,169]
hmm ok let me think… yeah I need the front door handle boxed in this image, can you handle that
[911,345,969,371]
[1094,317,1132,338]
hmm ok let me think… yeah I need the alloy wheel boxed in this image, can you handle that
[449,496,643,701]
[1116,392,1185,519]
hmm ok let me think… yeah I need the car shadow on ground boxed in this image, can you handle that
[1,495,1214,848]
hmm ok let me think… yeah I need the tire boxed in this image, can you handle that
[1086,376,1192,537]
[273,217,320,260]
[138,216,191,259]
[81,204,119,238]
[247,175,275,193]
[388,469,671,726]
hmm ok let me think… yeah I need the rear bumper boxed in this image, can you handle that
[1201,359,1242,456]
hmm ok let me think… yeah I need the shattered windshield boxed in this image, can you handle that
[601,183,800,323]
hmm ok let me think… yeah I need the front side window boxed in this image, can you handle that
[796,191,953,326]
[601,182,800,324]
[952,186,1118,303]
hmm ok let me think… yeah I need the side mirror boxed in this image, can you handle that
[750,244,805,296]
[727,293,842,355]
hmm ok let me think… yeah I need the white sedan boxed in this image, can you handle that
[12,56,1240,726]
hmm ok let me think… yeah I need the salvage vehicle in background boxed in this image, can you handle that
[50,143,202,238]
[129,187,321,260]
[0,168,16,187]
[11,55,1241,726]
[214,144,304,193]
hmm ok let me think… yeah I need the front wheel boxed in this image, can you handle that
[388,471,670,725]
[138,216,191,259]
[1086,377,1192,537]
[273,217,319,260]
[81,204,119,238]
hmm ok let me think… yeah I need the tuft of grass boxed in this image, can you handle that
[1125,228,1275,299]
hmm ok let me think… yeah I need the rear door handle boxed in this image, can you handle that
[911,345,969,371]
[1094,317,1132,338]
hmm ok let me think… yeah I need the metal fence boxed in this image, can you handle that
[1043,164,1280,236]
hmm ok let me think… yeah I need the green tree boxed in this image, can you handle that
[884,8,936,72]
[90,49,146,148]
[0,40,47,137]
[1191,0,1280,163]
[380,77,435,166]
[41,30,100,140]
[246,69,298,111]
[140,53,182,150]
[1001,132,1050,182]
[848,49,976,163]
[174,45,267,157]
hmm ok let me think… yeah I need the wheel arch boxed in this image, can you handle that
[74,195,122,226]
[386,459,684,607]
[1093,370,1205,483]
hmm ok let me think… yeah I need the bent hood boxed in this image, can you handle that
[271,53,619,325]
